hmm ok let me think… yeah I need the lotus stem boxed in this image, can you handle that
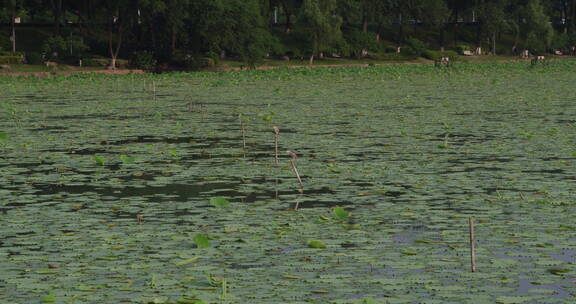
[469,217,476,272]
[221,278,227,300]
[287,150,304,194]
[273,126,280,165]
[239,114,246,157]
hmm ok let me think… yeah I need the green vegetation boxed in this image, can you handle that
[0,53,24,64]
[1,62,576,302]
[0,0,576,71]
[209,197,231,208]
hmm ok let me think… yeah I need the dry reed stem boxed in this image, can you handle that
[273,126,280,165]
[469,217,477,272]
[287,150,304,194]
[239,114,246,157]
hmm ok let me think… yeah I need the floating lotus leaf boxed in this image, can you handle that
[2,63,576,302]
[332,207,349,221]
[307,240,327,249]
[209,197,231,208]
[193,234,210,248]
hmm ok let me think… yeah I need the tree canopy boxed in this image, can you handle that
[1,0,575,67]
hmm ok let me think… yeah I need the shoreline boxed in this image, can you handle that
[0,69,146,77]
[1,56,573,77]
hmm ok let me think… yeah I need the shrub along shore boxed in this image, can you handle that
[1,55,575,77]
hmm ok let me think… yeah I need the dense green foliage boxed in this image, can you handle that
[0,0,576,65]
[0,54,23,64]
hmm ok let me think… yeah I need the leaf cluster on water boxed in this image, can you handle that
[1,62,576,303]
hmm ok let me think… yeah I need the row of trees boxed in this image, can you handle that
[1,0,576,68]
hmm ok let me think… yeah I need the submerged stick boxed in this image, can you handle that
[273,126,280,165]
[287,150,304,195]
[469,217,477,272]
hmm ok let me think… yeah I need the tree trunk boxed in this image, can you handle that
[562,3,568,34]
[150,24,156,51]
[171,27,177,55]
[10,10,16,53]
[453,24,457,48]
[439,26,445,51]
[451,8,459,47]
[362,13,368,33]
[309,54,314,65]
[284,5,292,33]
[376,22,383,41]
[397,14,404,46]
[51,0,63,36]
[492,33,496,55]
[108,24,123,70]
[110,57,117,70]
[453,10,460,48]
[109,35,116,70]
[513,16,521,50]
[570,0,576,34]
[476,22,482,51]
[68,8,90,37]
